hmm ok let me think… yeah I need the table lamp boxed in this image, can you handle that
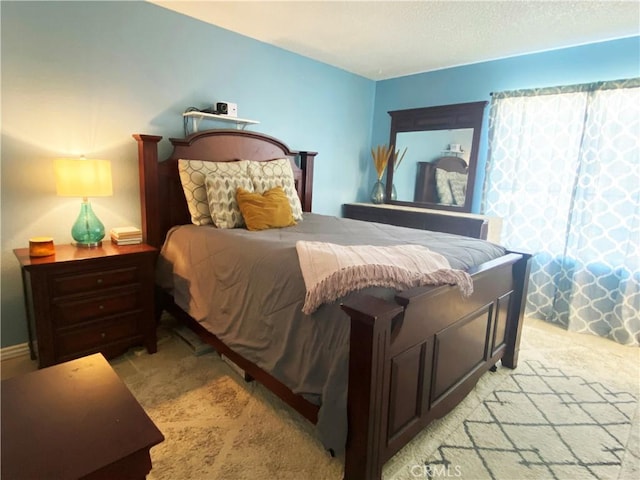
[54,157,113,247]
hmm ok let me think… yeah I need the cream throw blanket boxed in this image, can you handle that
[295,241,473,314]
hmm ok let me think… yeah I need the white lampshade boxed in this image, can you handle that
[54,158,113,197]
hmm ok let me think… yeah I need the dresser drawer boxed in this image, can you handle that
[55,314,141,357]
[53,291,141,328]
[52,266,140,297]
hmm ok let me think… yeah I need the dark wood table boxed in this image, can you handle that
[1,353,164,479]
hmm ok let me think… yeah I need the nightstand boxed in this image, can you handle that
[13,242,158,368]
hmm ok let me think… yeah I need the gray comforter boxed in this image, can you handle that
[156,213,506,454]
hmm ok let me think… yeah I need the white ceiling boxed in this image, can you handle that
[150,0,640,80]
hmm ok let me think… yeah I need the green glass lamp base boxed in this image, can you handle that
[71,200,105,248]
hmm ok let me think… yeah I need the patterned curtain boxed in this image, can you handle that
[483,78,640,346]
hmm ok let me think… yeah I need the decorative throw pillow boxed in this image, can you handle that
[448,172,468,206]
[205,174,254,228]
[435,168,454,205]
[178,159,250,225]
[246,158,303,221]
[236,186,296,231]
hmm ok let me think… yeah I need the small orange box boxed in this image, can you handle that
[29,237,55,257]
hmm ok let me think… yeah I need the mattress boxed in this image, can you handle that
[156,213,506,454]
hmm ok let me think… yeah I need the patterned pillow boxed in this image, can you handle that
[435,168,454,205]
[435,169,468,206]
[205,174,254,229]
[448,172,468,206]
[178,159,250,226]
[246,158,303,221]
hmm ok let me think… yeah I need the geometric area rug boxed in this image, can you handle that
[423,360,637,480]
[2,317,636,480]
[96,316,637,480]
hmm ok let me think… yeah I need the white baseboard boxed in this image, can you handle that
[1,343,30,361]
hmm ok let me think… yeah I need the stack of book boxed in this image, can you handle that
[110,227,142,245]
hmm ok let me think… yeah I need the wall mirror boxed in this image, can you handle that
[386,101,487,213]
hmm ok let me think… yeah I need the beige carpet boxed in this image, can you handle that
[110,317,639,480]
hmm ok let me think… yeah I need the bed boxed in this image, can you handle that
[133,129,531,480]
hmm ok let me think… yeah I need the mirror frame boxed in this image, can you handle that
[386,101,487,213]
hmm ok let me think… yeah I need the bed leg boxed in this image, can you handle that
[154,286,170,324]
[502,252,532,369]
[154,299,164,325]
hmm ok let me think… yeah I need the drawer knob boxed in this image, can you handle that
[96,278,103,284]
[98,305,105,310]
[101,332,106,339]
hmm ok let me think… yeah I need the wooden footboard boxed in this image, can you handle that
[341,251,531,480]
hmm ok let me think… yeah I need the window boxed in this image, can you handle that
[483,78,640,345]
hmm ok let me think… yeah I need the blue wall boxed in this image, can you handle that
[1,1,638,349]
[371,36,640,210]
[0,1,374,348]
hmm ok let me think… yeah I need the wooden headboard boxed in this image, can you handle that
[133,129,317,249]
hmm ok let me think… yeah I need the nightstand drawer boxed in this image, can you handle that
[52,266,140,297]
[53,291,141,328]
[55,314,141,356]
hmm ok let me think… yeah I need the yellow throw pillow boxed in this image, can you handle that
[236,186,296,231]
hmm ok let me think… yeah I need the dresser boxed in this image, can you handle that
[14,242,158,368]
[342,203,502,243]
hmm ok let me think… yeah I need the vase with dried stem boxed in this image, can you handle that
[370,145,392,204]
[389,146,407,201]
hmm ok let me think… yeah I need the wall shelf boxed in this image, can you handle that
[183,111,259,133]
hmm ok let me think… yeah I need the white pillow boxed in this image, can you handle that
[448,172,468,206]
[205,174,254,229]
[246,158,303,221]
[435,168,454,205]
[435,169,467,206]
[178,159,250,226]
